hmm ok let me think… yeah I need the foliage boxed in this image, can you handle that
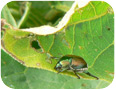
[1,1,114,89]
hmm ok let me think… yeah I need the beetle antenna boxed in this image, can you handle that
[84,71,99,80]
[50,57,59,60]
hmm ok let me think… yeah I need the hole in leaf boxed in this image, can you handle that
[106,26,111,31]
[31,40,41,49]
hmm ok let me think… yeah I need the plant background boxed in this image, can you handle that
[1,1,114,89]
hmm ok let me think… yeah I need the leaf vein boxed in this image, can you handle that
[90,41,114,68]
[68,11,107,26]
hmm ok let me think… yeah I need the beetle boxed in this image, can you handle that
[54,55,99,80]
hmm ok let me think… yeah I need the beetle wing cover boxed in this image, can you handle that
[60,55,87,69]
[71,57,87,69]
[60,60,70,67]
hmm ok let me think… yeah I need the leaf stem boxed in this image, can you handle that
[18,2,31,28]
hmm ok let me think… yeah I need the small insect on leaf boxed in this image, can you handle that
[54,55,99,80]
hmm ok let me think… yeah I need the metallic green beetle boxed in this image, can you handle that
[54,55,99,80]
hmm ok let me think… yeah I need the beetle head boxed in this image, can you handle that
[54,62,62,71]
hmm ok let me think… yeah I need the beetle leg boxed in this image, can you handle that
[84,71,99,80]
[57,68,67,74]
[73,70,80,79]
[57,70,62,73]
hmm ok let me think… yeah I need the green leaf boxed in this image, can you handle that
[7,1,67,28]
[49,1,74,12]
[1,1,114,88]
[38,1,114,82]
[1,50,110,89]
[1,5,17,28]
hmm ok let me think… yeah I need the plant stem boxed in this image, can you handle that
[18,2,31,28]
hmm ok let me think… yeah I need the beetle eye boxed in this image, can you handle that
[55,63,62,70]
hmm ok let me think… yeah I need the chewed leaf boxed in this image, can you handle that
[20,1,89,35]
[1,49,110,89]
[1,1,114,83]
